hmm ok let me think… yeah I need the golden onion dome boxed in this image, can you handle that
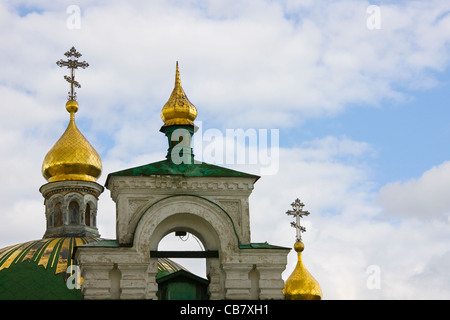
[161,62,197,127]
[283,241,322,300]
[42,99,102,182]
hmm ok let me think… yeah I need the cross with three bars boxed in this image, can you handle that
[285,198,310,242]
[56,47,89,100]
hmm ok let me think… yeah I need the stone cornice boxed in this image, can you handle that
[40,180,104,198]
[108,175,255,200]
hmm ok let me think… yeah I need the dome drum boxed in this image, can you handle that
[40,180,103,238]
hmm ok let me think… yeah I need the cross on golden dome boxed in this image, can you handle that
[286,198,310,242]
[56,46,89,100]
[42,47,102,183]
[283,198,322,300]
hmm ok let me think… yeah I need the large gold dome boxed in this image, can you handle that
[160,62,197,127]
[0,237,190,299]
[42,100,102,182]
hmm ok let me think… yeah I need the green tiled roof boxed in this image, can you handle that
[239,242,291,250]
[105,159,259,186]
[0,237,94,299]
[0,237,96,276]
[0,260,82,300]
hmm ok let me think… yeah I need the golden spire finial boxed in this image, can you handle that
[175,61,181,88]
[160,62,197,127]
[283,199,322,300]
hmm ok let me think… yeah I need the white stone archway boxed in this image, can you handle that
[132,195,239,299]
[75,175,289,300]
[133,195,240,254]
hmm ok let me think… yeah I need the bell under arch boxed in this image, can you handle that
[157,230,207,272]
[155,229,211,300]
[150,213,219,252]
[127,194,251,300]
[145,212,224,300]
[133,195,239,256]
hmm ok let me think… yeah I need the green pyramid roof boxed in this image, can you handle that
[105,159,260,187]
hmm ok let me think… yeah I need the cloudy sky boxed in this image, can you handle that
[1,0,450,299]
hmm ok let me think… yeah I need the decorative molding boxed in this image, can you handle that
[128,198,153,217]
[40,181,104,199]
[108,176,255,200]
[40,180,103,238]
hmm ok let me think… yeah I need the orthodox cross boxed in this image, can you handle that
[56,47,89,100]
[286,198,310,242]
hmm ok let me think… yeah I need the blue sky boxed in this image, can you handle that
[1,0,450,299]
[299,77,450,185]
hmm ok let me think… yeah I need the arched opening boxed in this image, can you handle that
[158,231,207,279]
[155,231,210,300]
[55,202,63,227]
[69,201,80,225]
[109,264,122,299]
[134,198,238,300]
[85,203,91,227]
[92,210,96,227]
[47,213,53,228]
[249,265,260,299]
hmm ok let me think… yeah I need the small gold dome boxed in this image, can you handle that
[161,62,197,127]
[283,241,322,300]
[42,100,102,182]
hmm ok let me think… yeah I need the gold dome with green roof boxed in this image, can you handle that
[0,237,95,299]
[106,61,261,182]
[0,237,188,299]
[160,62,197,127]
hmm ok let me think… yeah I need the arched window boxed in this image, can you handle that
[55,202,63,227]
[249,266,260,299]
[69,201,80,225]
[109,264,122,299]
[47,214,53,228]
[92,209,97,227]
[85,203,91,227]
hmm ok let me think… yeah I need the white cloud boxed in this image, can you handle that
[245,137,450,299]
[248,138,380,299]
[1,0,450,129]
[376,161,450,220]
